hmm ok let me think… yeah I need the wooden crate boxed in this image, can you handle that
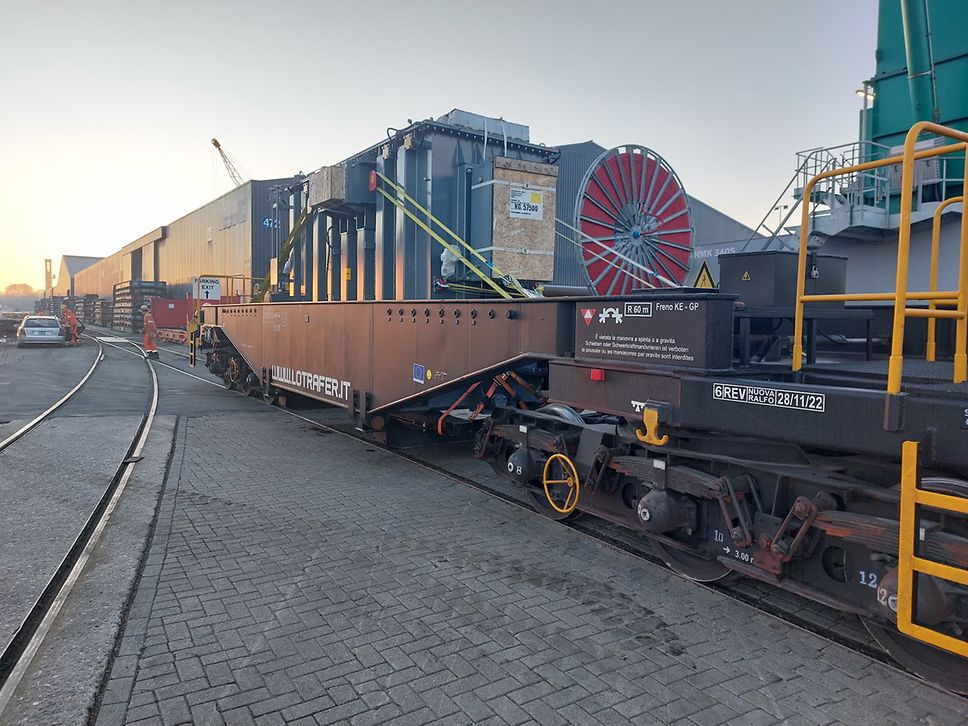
[491,157,558,282]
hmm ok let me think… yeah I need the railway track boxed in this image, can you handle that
[108,336,962,697]
[0,337,159,715]
[0,340,104,452]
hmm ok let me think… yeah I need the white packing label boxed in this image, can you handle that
[508,186,543,220]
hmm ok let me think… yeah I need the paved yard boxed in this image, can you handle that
[95,412,968,725]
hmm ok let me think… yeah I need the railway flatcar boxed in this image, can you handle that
[198,124,968,693]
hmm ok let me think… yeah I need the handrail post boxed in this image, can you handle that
[792,178,817,372]
[956,147,968,383]
[787,124,968,391]
[887,123,929,395]
[927,195,964,361]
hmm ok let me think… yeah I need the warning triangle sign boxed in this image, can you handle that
[692,261,716,289]
[742,270,751,281]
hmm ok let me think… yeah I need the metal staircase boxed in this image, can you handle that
[740,142,890,252]
[749,137,966,255]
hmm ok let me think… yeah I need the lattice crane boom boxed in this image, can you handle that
[212,137,245,188]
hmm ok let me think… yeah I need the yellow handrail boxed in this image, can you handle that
[927,196,964,361]
[801,291,958,302]
[793,122,968,394]
[187,273,260,367]
[897,440,968,658]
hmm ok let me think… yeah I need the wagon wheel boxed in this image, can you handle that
[542,453,581,515]
[224,358,241,390]
[862,620,968,694]
[575,145,693,295]
[262,384,279,405]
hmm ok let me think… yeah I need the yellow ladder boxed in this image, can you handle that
[897,440,968,656]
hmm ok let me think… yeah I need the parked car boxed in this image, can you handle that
[16,315,66,347]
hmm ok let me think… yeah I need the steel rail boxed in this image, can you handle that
[0,338,159,714]
[0,339,104,453]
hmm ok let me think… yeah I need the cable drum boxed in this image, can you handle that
[574,145,694,294]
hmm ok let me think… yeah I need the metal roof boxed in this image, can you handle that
[60,255,103,277]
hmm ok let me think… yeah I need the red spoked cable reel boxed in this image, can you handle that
[574,145,693,294]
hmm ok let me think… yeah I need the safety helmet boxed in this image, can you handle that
[140,304,149,311]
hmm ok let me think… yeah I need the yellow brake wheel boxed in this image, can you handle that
[542,453,580,515]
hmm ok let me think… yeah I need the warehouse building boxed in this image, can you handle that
[72,179,291,299]
[51,255,102,297]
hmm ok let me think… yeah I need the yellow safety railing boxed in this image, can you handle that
[188,273,260,367]
[926,195,964,361]
[792,122,968,394]
[897,441,968,658]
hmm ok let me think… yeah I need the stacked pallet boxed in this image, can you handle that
[76,294,100,324]
[35,296,69,316]
[94,299,113,327]
[112,280,167,332]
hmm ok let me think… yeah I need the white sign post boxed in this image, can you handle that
[196,276,222,301]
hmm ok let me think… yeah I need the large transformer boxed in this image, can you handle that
[271,110,695,302]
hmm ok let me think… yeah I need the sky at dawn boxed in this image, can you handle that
[0,0,877,290]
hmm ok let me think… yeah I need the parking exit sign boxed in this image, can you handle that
[196,277,221,301]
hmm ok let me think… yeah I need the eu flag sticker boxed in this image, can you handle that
[412,363,426,384]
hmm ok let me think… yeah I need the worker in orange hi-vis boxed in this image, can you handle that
[60,305,80,345]
[141,303,159,359]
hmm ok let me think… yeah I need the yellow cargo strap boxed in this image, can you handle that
[375,171,528,298]
[440,282,511,296]
[374,186,513,299]
[254,208,311,302]
[897,440,968,657]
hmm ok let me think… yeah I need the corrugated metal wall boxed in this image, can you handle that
[53,256,104,296]
[687,196,756,283]
[156,184,252,298]
[250,180,291,281]
[73,252,126,297]
[72,180,290,299]
[553,142,609,286]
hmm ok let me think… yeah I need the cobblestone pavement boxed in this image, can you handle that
[96,413,968,726]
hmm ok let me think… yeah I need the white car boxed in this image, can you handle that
[16,315,67,347]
